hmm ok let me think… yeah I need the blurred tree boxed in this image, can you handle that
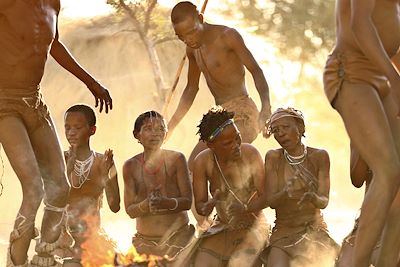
[106,0,176,106]
[231,0,335,77]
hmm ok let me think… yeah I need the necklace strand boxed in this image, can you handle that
[71,151,94,189]
[284,145,307,165]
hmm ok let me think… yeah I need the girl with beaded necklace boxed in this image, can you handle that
[122,110,194,264]
[262,107,339,267]
[63,104,120,266]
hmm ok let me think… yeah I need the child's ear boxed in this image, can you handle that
[90,126,97,135]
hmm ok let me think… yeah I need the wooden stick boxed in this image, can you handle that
[162,0,210,116]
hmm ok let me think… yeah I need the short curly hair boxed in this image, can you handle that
[171,1,199,24]
[65,104,96,127]
[197,106,235,142]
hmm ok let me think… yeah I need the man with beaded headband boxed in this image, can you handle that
[63,104,120,266]
[262,107,339,267]
[123,111,194,264]
[191,106,269,267]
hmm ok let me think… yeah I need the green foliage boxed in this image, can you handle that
[234,0,335,64]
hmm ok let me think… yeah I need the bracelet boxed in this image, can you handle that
[169,198,178,211]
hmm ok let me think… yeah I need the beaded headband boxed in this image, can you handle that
[265,108,304,137]
[208,119,234,142]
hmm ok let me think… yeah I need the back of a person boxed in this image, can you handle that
[335,0,400,58]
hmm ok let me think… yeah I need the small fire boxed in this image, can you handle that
[78,215,169,267]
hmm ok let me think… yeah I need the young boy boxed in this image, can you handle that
[63,104,120,266]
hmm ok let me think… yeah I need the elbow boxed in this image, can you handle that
[351,179,364,188]
[110,204,121,213]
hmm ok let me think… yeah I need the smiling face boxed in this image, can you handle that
[270,116,303,151]
[173,15,204,49]
[64,112,95,147]
[208,123,242,161]
[136,117,167,150]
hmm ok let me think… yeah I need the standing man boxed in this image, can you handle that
[169,1,272,170]
[323,0,400,266]
[0,1,112,266]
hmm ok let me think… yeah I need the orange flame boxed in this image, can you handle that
[77,214,169,267]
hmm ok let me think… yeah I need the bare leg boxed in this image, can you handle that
[29,116,70,265]
[376,92,400,266]
[0,116,44,266]
[334,82,400,267]
[266,247,291,267]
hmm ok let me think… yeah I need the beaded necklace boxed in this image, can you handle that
[71,151,95,189]
[284,145,307,165]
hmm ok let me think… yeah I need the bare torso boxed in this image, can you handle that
[65,152,107,230]
[271,147,324,221]
[189,24,248,104]
[335,0,400,57]
[0,0,59,88]
[128,150,189,236]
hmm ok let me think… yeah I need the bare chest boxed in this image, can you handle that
[1,0,57,47]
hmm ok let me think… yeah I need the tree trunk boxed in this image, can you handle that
[142,37,168,108]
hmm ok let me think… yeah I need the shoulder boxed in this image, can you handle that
[307,147,329,163]
[194,148,213,167]
[123,154,141,170]
[163,149,187,163]
[241,143,262,158]
[219,26,244,44]
[308,147,329,158]
[265,148,283,162]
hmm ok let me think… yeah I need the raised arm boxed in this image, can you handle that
[351,0,400,102]
[123,159,150,219]
[167,48,201,135]
[224,28,271,129]
[50,23,112,113]
[104,163,121,213]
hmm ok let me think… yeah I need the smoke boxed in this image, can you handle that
[0,11,364,266]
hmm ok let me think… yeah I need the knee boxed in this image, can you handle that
[43,178,70,207]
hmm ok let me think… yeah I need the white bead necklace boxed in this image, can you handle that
[71,151,95,189]
[284,145,307,165]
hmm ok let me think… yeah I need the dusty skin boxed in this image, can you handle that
[169,1,272,172]
[0,0,112,266]
[323,0,400,266]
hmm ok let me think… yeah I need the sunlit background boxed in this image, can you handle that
[0,0,363,265]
